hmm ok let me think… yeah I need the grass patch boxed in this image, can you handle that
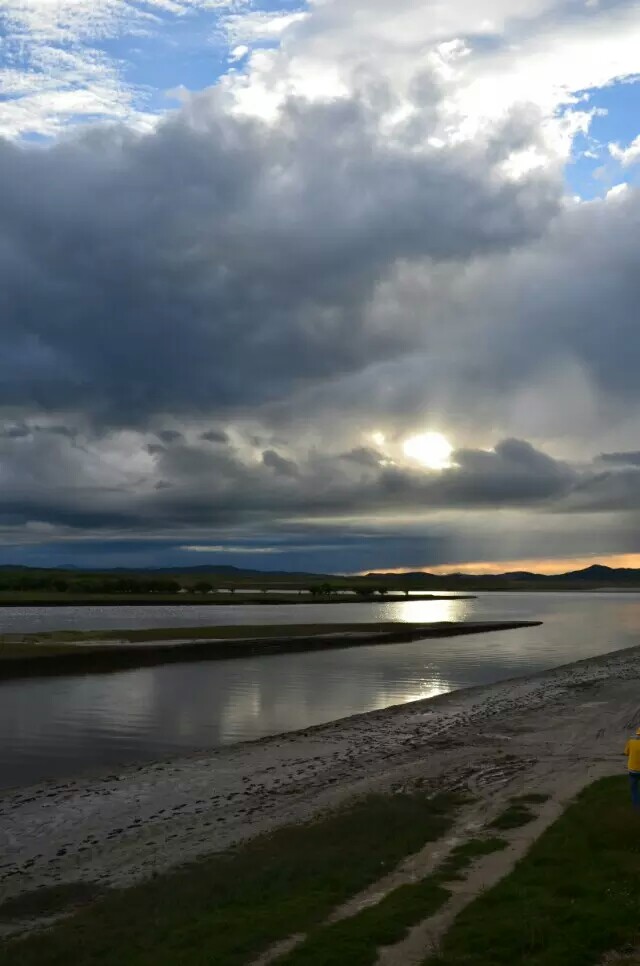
[0,790,461,966]
[277,838,507,966]
[433,837,508,883]
[0,623,427,673]
[488,802,537,831]
[428,776,640,966]
[0,884,104,921]
[0,622,538,679]
[1,623,406,648]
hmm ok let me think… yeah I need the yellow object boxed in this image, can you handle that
[625,738,640,771]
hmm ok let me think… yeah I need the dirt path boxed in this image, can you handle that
[375,772,605,965]
[252,691,627,966]
[1,642,639,941]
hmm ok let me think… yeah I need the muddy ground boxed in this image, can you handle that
[1,642,638,933]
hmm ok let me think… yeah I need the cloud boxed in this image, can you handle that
[599,451,640,466]
[262,450,300,477]
[157,430,184,444]
[180,544,281,553]
[4,0,640,570]
[0,429,598,539]
[0,0,249,137]
[0,73,560,428]
[200,429,229,443]
[610,134,640,167]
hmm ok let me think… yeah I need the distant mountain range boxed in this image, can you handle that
[365,564,640,586]
[0,563,322,578]
[1,562,640,586]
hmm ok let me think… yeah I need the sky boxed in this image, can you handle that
[3,0,640,575]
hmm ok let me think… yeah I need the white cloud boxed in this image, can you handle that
[224,10,308,43]
[229,45,249,62]
[0,0,251,137]
[610,133,640,166]
[221,0,640,178]
[6,0,640,151]
[606,181,630,198]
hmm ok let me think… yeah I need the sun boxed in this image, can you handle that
[402,431,453,470]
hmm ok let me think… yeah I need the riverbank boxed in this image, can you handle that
[0,592,472,607]
[0,620,539,679]
[1,639,637,921]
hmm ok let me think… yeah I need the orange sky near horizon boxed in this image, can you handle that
[363,553,640,576]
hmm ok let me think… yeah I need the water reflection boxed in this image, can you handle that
[0,594,472,635]
[3,592,640,788]
[377,596,468,624]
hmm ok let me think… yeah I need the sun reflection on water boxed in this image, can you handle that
[377,596,471,624]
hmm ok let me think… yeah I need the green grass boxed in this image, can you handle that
[428,776,640,966]
[276,838,507,966]
[433,837,508,883]
[0,790,462,966]
[488,801,538,831]
[0,884,104,921]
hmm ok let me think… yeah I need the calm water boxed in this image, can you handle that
[2,592,640,789]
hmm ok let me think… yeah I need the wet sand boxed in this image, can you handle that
[1,642,638,913]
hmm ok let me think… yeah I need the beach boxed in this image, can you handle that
[2,641,639,920]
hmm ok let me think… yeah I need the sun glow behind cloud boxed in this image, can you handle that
[402,432,453,470]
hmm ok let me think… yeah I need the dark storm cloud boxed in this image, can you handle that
[561,467,640,513]
[0,423,77,440]
[0,83,560,427]
[200,429,229,444]
[425,191,640,421]
[599,451,640,466]
[0,425,31,439]
[339,447,383,467]
[262,449,300,477]
[275,186,640,450]
[373,438,576,508]
[3,51,640,566]
[0,431,589,540]
[156,430,184,444]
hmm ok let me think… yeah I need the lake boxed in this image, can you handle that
[1,591,639,789]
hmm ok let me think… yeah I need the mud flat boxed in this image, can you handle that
[1,638,637,912]
[0,620,539,679]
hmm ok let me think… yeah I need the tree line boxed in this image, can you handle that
[0,575,183,595]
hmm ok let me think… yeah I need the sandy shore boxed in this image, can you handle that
[1,643,639,912]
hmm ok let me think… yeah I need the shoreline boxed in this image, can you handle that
[0,593,472,608]
[2,640,639,909]
[0,620,539,680]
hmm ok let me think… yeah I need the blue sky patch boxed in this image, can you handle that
[567,78,640,198]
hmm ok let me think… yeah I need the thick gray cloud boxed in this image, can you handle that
[0,429,618,536]
[599,451,640,466]
[267,186,640,456]
[0,80,560,428]
[262,449,300,477]
[1,416,639,569]
[3,17,640,567]
[200,429,229,444]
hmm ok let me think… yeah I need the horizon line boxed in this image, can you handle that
[359,553,640,577]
